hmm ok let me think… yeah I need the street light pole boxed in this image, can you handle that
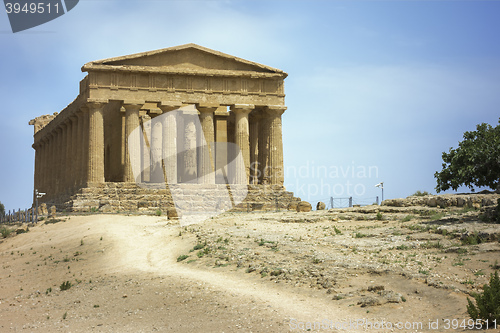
[375,182,384,204]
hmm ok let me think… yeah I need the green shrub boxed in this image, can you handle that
[60,281,72,291]
[467,271,500,323]
[155,209,162,216]
[177,254,189,262]
[412,190,430,197]
[1,227,11,238]
[376,212,383,220]
[495,199,500,224]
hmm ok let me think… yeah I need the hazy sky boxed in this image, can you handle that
[1,0,499,211]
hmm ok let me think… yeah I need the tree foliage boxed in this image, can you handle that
[0,201,4,217]
[435,118,500,193]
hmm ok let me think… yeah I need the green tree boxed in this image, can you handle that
[435,118,500,193]
[0,201,4,217]
[467,270,500,323]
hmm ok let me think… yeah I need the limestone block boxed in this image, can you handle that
[287,202,297,211]
[49,205,57,218]
[167,207,181,220]
[316,202,326,210]
[296,201,312,212]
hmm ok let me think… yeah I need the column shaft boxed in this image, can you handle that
[249,115,259,184]
[182,112,198,183]
[231,104,253,184]
[123,103,141,182]
[266,106,286,185]
[197,105,217,184]
[150,116,163,183]
[159,103,182,184]
[87,102,106,184]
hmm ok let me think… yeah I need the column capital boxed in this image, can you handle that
[123,103,143,112]
[264,105,287,116]
[87,99,108,109]
[196,103,220,112]
[159,101,183,113]
[231,104,255,114]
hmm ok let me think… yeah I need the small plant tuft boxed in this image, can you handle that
[60,281,72,291]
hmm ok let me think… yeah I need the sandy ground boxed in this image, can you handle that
[0,206,499,332]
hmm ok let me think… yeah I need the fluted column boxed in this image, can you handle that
[87,101,106,184]
[123,102,142,183]
[51,131,59,199]
[75,110,84,188]
[249,113,259,184]
[70,116,78,191]
[182,111,198,183]
[81,106,89,186]
[230,104,253,184]
[196,104,218,184]
[265,105,286,185]
[150,116,163,183]
[141,115,151,183]
[257,111,270,184]
[159,103,182,184]
[58,125,67,195]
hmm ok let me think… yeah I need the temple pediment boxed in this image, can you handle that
[82,43,287,77]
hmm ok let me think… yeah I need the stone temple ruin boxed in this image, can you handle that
[30,44,300,217]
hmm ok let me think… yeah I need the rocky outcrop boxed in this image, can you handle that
[382,193,499,208]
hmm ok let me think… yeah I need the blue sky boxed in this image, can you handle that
[1,0,499,210]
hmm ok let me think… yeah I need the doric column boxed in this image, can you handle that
[80,106,89,186]
[257,111,270,184]
[265,105,286,185]
[75,110,84,188]
[59,124,67,194]
[150,116,163,183]
[159,103,182,184]
[50,131,58,199]
[141,114,151,183]
[70,115,78,190]
[87,101,106,184]
[65,119,73,193]
[41,138,49,194]
[181,110,198,183]
[123,102,142,183]
[196,104,218,184]
[249,113,259,185]
[231,104,254,184]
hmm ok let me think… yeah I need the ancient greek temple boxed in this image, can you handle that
[30,44,299,216]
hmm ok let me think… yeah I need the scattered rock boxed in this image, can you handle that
[296,201,312,213]
[358,296,382,307]
[316,202,326,210]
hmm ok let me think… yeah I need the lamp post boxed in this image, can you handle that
[375,182,384,204]
[35,189,46,223]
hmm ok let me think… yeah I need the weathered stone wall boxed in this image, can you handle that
[382,193,499,209]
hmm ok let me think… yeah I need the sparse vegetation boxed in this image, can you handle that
[412,190,430,197]
[155,209,162,216]
[376,212,383,220]
[401,215,415,222]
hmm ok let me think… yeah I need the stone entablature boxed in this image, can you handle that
[30,44,291,211]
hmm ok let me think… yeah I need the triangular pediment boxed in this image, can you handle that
[82,44,286,76]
